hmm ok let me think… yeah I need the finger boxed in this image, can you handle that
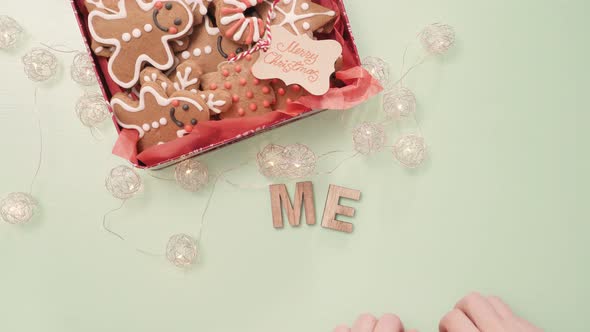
[439,309,479,332]
[333,324,352,332]
[455,292,504,331]
[374,314,404,332]
[487,296,514,320]
[516,317,543,332]
[352,313,378,332]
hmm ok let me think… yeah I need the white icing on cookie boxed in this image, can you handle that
[111,85,204,138]
[88,0,195,88]
[265,0,335,35]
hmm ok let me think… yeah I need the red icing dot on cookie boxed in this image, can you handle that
[155,1,163,9]
[222,70,230,77]
[224,82,232,89]
[292,84,301,92]
[246,91,254,99]
[229,52,236,58]
[209,83,218,90]
[239,78,247,86]
[235,65,242,73]
[172,100,180,107]
[184,125,193,133]
[232,95,240,102]
[253,78,260,85]
[278,88,286,96]
[238,108,245,116]
[262,86,270,94]
[272,79,279,84]
[287,98,293,103]
[249,103,258,111]
[246,54,253,61]
[263,100,271,108]
[168,27,178,34]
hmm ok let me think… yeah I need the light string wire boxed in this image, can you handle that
[102,199,127,241]
[29,87,43,195]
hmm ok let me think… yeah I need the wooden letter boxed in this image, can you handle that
[321,185,361,233]
[269,182,316,229]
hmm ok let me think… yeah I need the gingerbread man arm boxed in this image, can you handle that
[169,60,203,93]
[141,67,176,96]
[112,83,169,138]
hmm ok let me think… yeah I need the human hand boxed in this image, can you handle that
[439,292,542,332]
[333,313,418,332]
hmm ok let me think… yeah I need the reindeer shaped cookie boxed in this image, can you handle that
[88,0,194,88]
[112,63,231,152]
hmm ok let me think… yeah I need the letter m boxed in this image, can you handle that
[269,182,316,228]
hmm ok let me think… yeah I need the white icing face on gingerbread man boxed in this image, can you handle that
[88,0,194,88]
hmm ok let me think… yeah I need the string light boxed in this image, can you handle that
[420,23,456,55]
[22,48,58,82]
[105,165,143,200]
[174,159,209,192]
[362,56,391,88]
[257,144,287,178]
[71,51,97,86]
[76,93,110,127]
[352,122,386,155]
[0,16,23,49]
[383,87,417,118]
[392,134,428,168]
[166,234,198,268]
[0,192,37,224]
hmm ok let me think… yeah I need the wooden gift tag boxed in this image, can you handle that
[251,25,342,95]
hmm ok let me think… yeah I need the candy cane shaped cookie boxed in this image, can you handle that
[214,0,265,45]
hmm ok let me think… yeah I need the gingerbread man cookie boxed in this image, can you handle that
[141,60,203,96]
[214,0,265,45]
[256,0,338,36]
[177,16,249,73]
[112,79,231,151]
[88,0,194,88]
[200,53,275,119]
[183,0,214,25]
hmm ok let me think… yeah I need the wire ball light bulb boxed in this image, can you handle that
[166,234,198,268]
[420,23,456,55]
[0,192,37,224]
[22,48,58,82]
[392,134,428,169]
[71,51,97,86]
[0,16,23,49]
[383,87,417,118]
[174,159,209,192]
[352,122,387,155]
[76,93,110,127]
[105,165,143,200]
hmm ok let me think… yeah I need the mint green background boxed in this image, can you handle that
[0,0,588,331]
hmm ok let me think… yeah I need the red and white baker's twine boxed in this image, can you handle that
[227,0,280,63]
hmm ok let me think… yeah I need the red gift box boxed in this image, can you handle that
[70,0,382,169]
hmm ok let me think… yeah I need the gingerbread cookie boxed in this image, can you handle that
[88,0,194,88]
[270,81,308,112]
[214,0,265,45]
[183,0,214,25]
[141,60,203,95]
[177,16,249,73]
[256,0,338,36]
[112,80,231,151]
[201,53,275,119]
